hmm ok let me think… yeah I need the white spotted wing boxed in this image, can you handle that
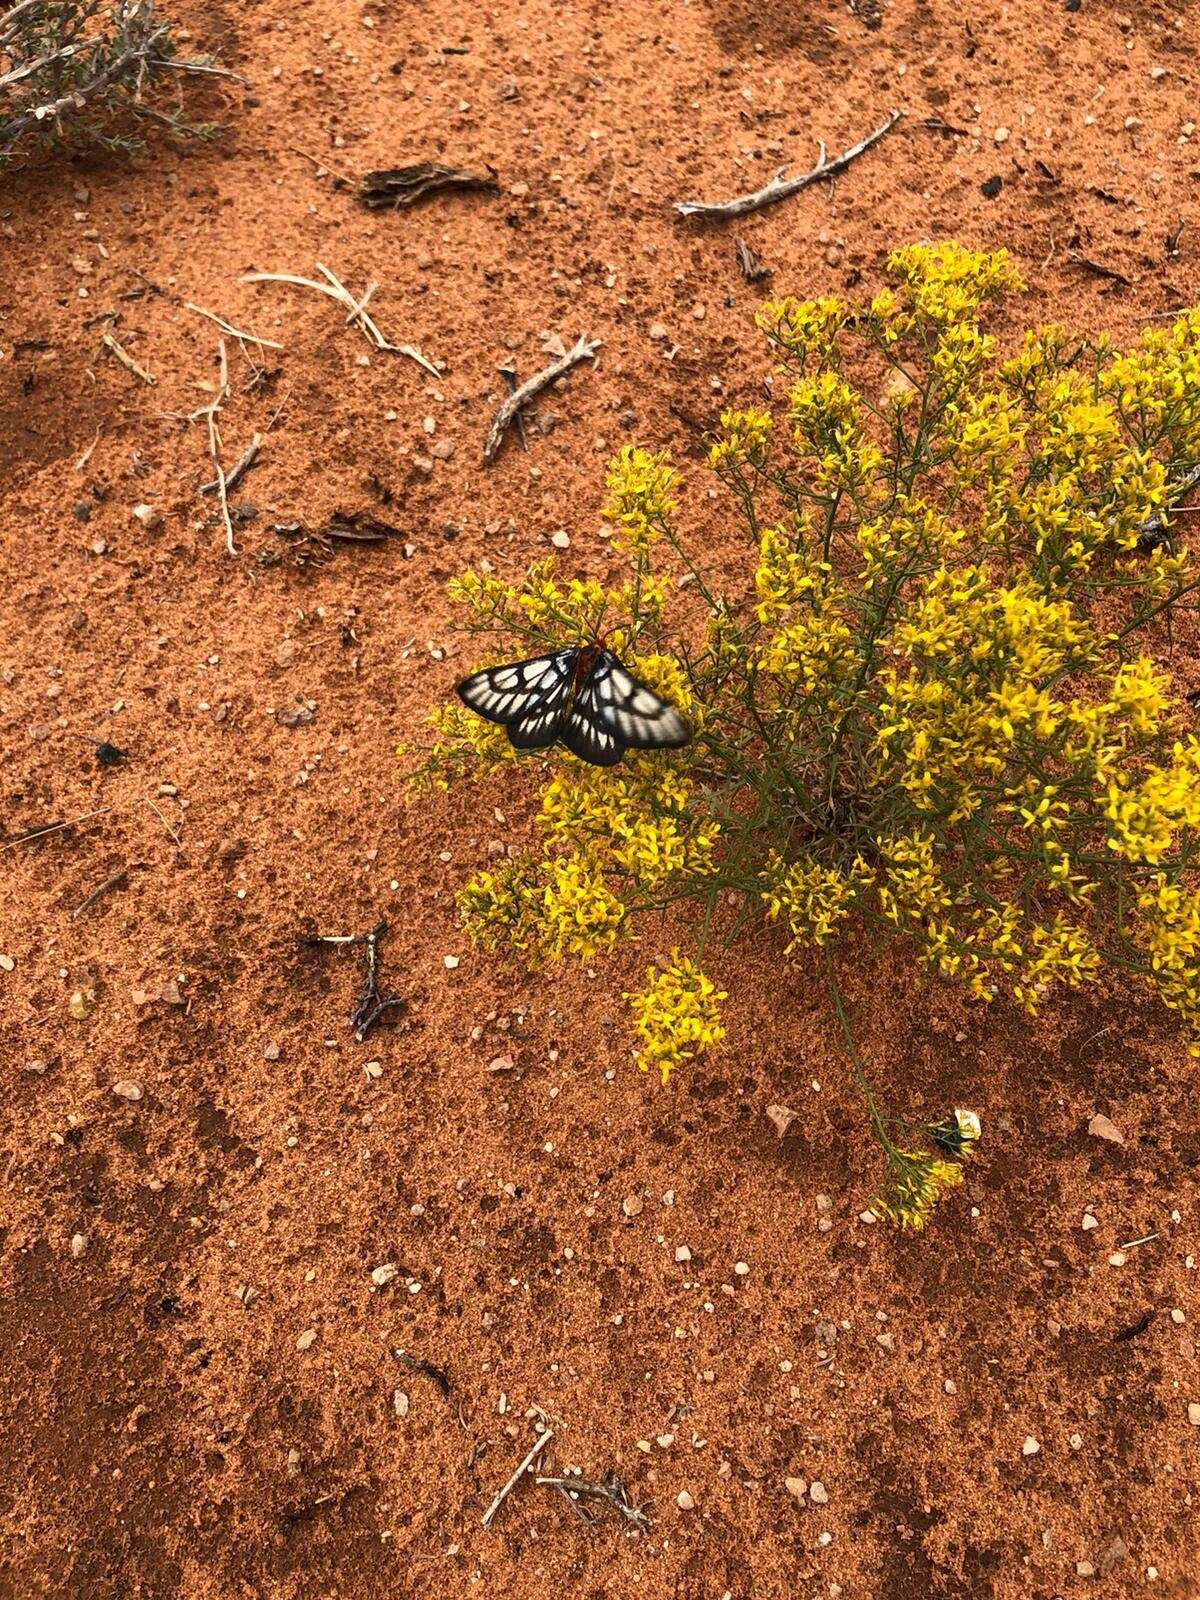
[456,649,575,749]
[587,651,691,752]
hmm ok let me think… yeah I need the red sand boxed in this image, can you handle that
[2,1,1199,1595]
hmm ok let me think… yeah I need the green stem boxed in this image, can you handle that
[824,948,900,1161]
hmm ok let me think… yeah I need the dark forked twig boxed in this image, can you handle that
[674,109,902,220]
[535,1474,651,1535]
[306,919,404,1041]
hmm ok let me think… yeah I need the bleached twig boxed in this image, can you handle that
[184,301,283,351]
[101,330,155,384]
[194,339,237,556]
[674,108,903,220]
[240,263,439,376]
[483,335,600,462]
[481,1429,553,1530]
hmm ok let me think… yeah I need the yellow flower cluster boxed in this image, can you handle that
[886,241,1024,325]
[1105,738,1200,865]
[873,1152,964,1231]
[604,445,679,558]
[788,371,883,496]
[757,294,844,359]
[709,406,773,469]
[458,850,627,963]
[1137,875,1200,1048]
[627,953,727,1083]
[415,239,1200,1228]
[540,764,718,889]
[538,852,627,960]
[761,850,872,950]
[874,1107,983,1229]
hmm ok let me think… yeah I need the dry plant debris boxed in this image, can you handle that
[674,109,902,219]
[241,262,439,376]
[483,334,600,461]
[0,0,226,163]
[352,160,499,209]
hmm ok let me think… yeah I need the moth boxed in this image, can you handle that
[456,644,691,768]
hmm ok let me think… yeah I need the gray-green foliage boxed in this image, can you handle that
[0,0,220,164]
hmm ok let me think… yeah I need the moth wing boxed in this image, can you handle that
[589,652,691,750]
[561,673,626,767]
[456,650,575,731]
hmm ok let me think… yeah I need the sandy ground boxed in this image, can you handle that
[2,0,1200,1595]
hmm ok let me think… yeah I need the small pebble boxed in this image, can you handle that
[393,1389,410,1418]
[676,1490,695,1511]
[131,503,160,528]
[994,126,1010,144]
[1171,1308,1186,1325]
[112,1079,143,1101]
[371,1263,400,1287]
[809,1481,828,1505]
[622,1193,644,1217]
[1088,1113,1124,1145]
[1108,1251,1127,1268]
[0,953,13,972]
[1082,1213,1098,1231]
[70,1232,88,1259]
[1188,1402,1200,1426]
[443,955,460,969]
[296,1328,318,1351]
[549,529,570,550]
[784,1476,808,1501]
[733,1261,749,1277]
[1022,1436,1040,1456]
[674,1245,692,1263]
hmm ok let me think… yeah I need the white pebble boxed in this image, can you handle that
[1022,1436,1040,1456]
[112,1080,143,1101]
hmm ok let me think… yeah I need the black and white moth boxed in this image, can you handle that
[456,644,691,768]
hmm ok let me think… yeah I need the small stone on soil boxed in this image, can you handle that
[1088,1113,1124,1144]
[112,1080,143,1100]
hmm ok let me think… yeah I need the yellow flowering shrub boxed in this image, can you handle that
[411,242,1200,1230]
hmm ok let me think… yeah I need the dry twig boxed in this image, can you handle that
[240,262,439,376]
[483,335,600,461]
[201,431,260,495]
[481,1429,553,1530]
[535,1475,651,1535]
[1067,250,1133,289]
[101,330,154,385]
[184,301,283,351]
[674,108,902,220]
[735,237,770,282]
[193,338,237,555]
[353,161,499,209]
[306,919,405,1042]
[72,863,137,918]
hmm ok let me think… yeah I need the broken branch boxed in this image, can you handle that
[240,263,439,377]
[481,1429,553,1530]
[483,335,600,462]
[674,108,902,220]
